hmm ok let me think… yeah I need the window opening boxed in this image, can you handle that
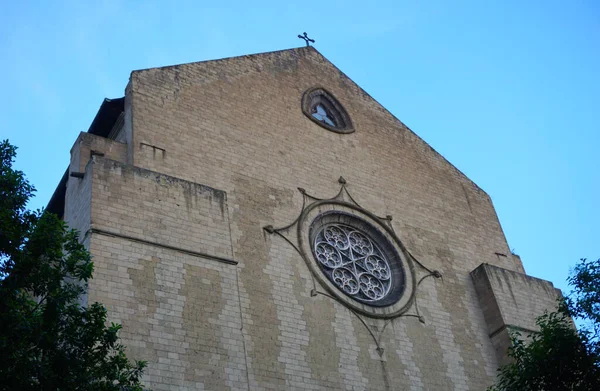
[312,104,337,127]
[302,87,354,133]
[313,223,392,302]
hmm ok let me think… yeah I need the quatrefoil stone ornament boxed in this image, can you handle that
[313,223,393,303]
[298,202,414,317]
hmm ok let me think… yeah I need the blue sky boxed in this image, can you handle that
[1,0,598,296]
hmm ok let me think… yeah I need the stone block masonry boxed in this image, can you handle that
[471,263,562,364]
[55,46,562,390]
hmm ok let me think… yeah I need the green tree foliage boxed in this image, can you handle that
[490,258,600,391]
[0,140,147,390]
[567,258,600,344]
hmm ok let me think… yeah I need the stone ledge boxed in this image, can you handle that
[471,263,562,363]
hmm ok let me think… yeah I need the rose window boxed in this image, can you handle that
[312,223,392,303]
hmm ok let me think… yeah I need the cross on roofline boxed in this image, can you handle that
[298,32,315,47]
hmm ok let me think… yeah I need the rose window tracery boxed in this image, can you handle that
[313,223,392,303]
[266,183,425,318]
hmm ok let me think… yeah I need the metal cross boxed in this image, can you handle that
[298,32,315,47]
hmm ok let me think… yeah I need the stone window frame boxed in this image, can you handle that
[297,201,415,318]
[309,212,405,307]
[264,179,443,320]
[301,87,354,134]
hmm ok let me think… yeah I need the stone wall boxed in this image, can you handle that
[70,131,127,172]
[61,47,561,390]
[83,156,243,390]
[471,263,562,364]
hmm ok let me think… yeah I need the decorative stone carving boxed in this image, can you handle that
[264,177,441,319]
[312,222,393,303]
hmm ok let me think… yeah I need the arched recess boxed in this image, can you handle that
[301,87,354,134]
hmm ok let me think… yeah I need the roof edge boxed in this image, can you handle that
[129,45,487,196]
[46,168,68,218]
[87,97,125,138]
[46,96,124,217]
[305,49,490,197]
[131,45,314,75]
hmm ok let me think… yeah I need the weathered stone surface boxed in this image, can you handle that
[471,263,562,364]
[57,46,561,390]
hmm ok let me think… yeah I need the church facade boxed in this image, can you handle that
[49,47,562,390]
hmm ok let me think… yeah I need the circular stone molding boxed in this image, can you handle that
[297,201,415,318]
